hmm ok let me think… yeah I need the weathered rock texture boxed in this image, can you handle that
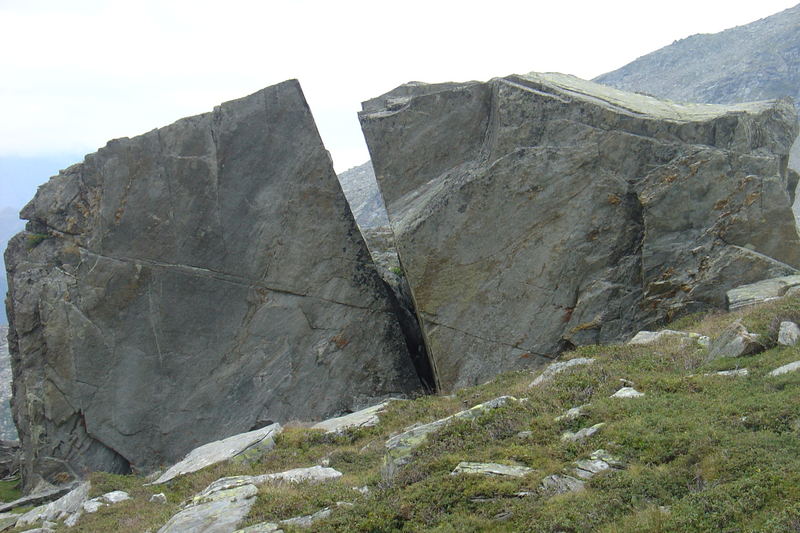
[594,4,800,210]
[360,72,800,392]
[4,80,422,490]
[0,326,16,440]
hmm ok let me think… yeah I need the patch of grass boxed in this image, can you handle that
[0,478,22,503]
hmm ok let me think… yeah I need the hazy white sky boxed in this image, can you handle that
[1,0,798,172]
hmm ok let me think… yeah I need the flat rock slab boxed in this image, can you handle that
[529,358,595,388]
[628,330,709,348]
[540,474,585,494]
[152,423,282,484]
[16,482,90,527]
[451,462,533,477]
[0,484,72,514]
[768,360,800,376]
[311,401,392,434]
[158,483,258,533]
[5,79,422,488]
[383,396,516,479]
[727,275,800,310]
[707,321,764,360]
[361,71,800,393]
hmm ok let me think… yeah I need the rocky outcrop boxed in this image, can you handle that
[4,79,422,490]
[360,72,800,392]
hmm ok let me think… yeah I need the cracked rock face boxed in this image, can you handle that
[360,72,800,392]
[4,79,422,490]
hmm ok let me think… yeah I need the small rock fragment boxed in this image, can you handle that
[82,499,104,513]
[778,321,800,346]
[451,462,534,477]
[712,369,749,377]
[540,474,585,494]
[555,404,590,422]
[707,321,763,360]
[149,493,167,504]
[573,459,611,479]
[311,401,393,434]
[768,360,800,377]
[611,387,644,398]
[561,423,605,442]
[529,358,595,388]
[628,330,708,347]
[101,491,130,504]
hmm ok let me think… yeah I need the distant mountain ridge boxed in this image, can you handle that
[595,4,800,176]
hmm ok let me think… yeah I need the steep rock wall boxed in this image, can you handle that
[4,80,422,490]
[360,72,800,392]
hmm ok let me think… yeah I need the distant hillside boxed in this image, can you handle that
[596,4,800,172]
[337,161,389,230]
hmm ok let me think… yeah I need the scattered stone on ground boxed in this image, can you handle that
[778,321,800,346]
[561,423,605,442]
[768,360,800,376]
[611,387,645,398]
[157,481,258,533]
[516,431,533,438]
[256,465,343,485]
[726,275,800,310]
[450,462,534,477]
[149,493,167,504]
[555,404,590,422]
[707,321,764,359]
[709,369,750,377]
[15,482,90,528]
[540,474,586,494]
[382,396,517,479]
[529,358,595,388]
[573,459,612,479]
[151,423,282,484]
[0,484,73,514]
[311,401,393,434]
[81,490,130,515]
[628,330,709,348]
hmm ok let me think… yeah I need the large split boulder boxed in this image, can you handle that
[360,72,800,392]
[4,79,422,490]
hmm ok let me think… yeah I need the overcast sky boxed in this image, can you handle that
[1,0,798,178]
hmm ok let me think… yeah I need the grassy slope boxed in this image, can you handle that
[4,297,800,532]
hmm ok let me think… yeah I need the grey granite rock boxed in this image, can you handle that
[5,80,422,490]
[561,423,605,442]
[529,358,595,388]
[778,321,800,346]
[610,387,645,399]
[337,161,389,230]
[540,474,585,494]
[311,401,392,434]
[16,482,89,527]
[151,423,281,485]
[628,330,709,348]
[707,321,764,359]
[450,462,533,477]
[360,71,800,392]
[726,275,800,310]
[768,360,800,376]
[157,482,257,533]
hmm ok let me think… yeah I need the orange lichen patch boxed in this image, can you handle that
[713,198,729,210]
[331,334,350,349]
[607,193,621,205]
[663,173,678,183]
[745,192,760,206]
